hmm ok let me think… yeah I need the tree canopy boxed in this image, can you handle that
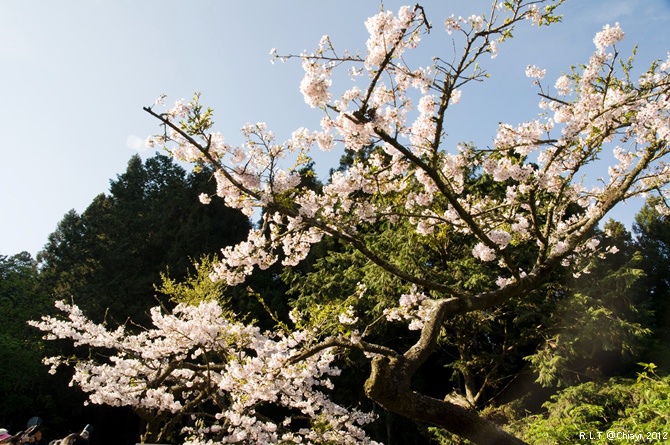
[0,253,53,426]
[30,1,670,444]
[38,153,250,325]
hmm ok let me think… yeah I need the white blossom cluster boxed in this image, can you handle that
[31,301,380,444]
[384,288,432,331]
[142,1,670,357]
[147,4,670,300]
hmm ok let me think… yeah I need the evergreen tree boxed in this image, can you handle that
[634,199,670,371]
[38,154,250,325]
[509,363,670,444]
[0,252,54,428]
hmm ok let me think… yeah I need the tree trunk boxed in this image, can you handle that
[364,355,527,445]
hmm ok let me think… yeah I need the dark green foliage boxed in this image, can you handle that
[0,252,58,427]
[37,154,250,326]
[634,199,670,371]
[524,221,651,387]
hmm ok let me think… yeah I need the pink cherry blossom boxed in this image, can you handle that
[593,22,624,53]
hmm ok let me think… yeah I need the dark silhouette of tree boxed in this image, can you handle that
[38,153,250,325]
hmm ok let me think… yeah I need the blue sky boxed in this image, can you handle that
[1,0,670,258]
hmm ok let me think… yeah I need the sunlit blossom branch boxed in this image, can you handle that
[143,105,263,203]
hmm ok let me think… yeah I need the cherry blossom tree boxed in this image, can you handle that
[31,300,379,444]
[33,0,670,444]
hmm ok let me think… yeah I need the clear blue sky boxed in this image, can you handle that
[2,0,670,258]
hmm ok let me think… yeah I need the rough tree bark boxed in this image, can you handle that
[362,297,529,445]
[364,355,527,445]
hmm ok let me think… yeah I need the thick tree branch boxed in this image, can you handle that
[288,336,400,365]
[364,355,527,445]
